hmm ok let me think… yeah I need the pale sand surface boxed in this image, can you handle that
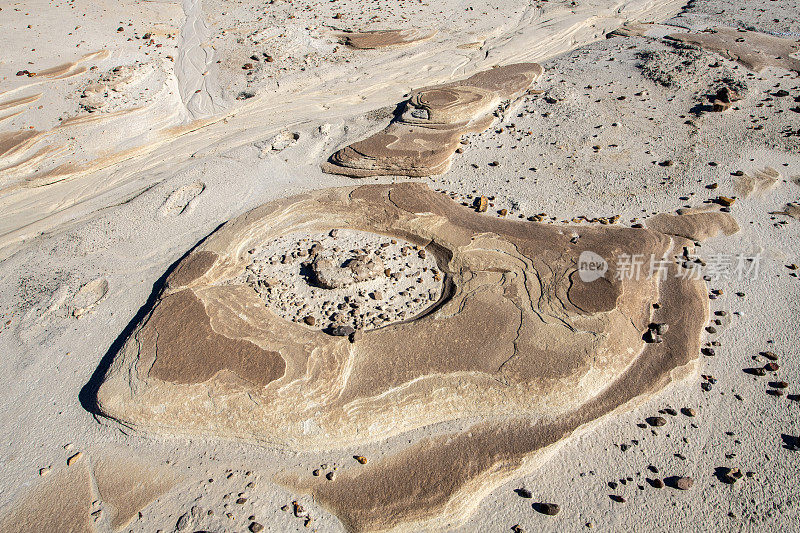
[0,0,798,531]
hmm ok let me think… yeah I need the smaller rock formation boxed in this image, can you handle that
[670,28,800,73]
[338,29,437,49]
[322,63,543,177]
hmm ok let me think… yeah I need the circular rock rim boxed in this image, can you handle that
[234,227,455,338]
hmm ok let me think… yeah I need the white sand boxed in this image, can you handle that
[0,0,798,531]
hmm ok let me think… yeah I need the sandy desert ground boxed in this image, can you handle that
[0,0,798,531]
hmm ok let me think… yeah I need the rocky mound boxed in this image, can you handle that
[93,183,735,531]
[322,63,543,177]
[231,229,444,333]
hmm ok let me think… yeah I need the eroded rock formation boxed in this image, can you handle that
[93,183,736,531]
[0,451,178,533]
[337,29,437,49]
[322,63,543,177]
[670,28,800,73]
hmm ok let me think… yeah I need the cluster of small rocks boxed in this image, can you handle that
[234,229,444,334]
[643,322,668,343]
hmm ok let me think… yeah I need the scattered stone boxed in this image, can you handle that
[249,522,264,533]
[715,196,736,207]
[681,407,696,417]
[330,325,355,337]
[717,467,743,484]
[711,87,738,112]
[675,476,694,490]
[646,416,667,427]
[67,452,82,466]
[354,456,368,464]
[533,502,560,515]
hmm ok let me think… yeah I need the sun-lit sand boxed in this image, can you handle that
[1,0,799,531]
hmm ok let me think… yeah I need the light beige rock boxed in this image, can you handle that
[670,28,800,73]
[0,462,95,533]
[337,29,437,49]
[93,454,180,531]
[734,167,779,197]
[93,183,734,531]
[322,64,543,177]
[646,208,740,241]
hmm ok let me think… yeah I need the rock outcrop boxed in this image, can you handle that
[93,182,735,531]
[0,450,178,533]
[670,28,800,73]
[322,63,543,177]
[337,29,437,49]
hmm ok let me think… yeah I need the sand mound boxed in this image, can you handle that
[91,182,736,530]
[337,29,437,49]
[646,209,740,241]
[322,63,543,177]
[669,27,800,73]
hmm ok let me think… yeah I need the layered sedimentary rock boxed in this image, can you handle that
[646,208,740,241]
[670,28,800,73]
[93,454,181,531]
[338,29,437,49]
[0,451,177,533]
[322,63,543,177]
[0,460,95,533]
[93,183,735,531]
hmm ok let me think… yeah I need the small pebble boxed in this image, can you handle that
[646,416,667,427]
[533,502,560,516]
